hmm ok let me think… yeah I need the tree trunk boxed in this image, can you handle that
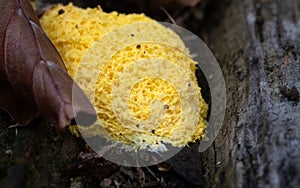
[169,0,300,187]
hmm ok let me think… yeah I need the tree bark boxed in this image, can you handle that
[171,0,300,187]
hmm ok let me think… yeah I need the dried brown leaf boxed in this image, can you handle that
[177,0,201,6]
[0,0,96,129]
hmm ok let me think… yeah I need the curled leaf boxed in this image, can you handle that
[0,0,96,129]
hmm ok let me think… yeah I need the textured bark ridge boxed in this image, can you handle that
[169,0,300,187]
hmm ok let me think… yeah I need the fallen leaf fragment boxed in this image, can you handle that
[177,0,202,6]
[0,0,96,129]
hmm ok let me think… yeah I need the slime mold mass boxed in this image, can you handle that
[40,3,208,152]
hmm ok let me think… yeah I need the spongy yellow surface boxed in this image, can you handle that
[40,3,208,150]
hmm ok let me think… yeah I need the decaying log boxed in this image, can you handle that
[169,0,300,187]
